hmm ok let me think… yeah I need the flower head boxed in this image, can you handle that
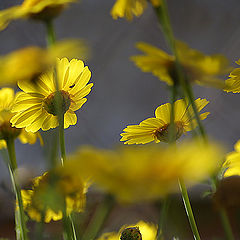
[21,166,88,223]
[0,88,41,148]
[131,41,231,88]
[0,0,76,30]
[120,98,209,145]
[98,221,157,240]
[224,59,240,93]
[10,57,93,132]
[111,0,161,21]
[68,140,222,203]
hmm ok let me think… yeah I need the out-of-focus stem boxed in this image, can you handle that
[45,20,56,47]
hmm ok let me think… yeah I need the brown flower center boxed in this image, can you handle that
[120,227,142,240]
[0,121,21,140]
[43,90,71,116]
[154,122,184,142]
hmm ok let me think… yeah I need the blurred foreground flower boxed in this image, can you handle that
[98,221,157,240]
[0,88,41,149]
[11,57,93,132]
[21,166,88,223]
[68,140,222,203]
[0,0,77,31]
[131,41,231,88]
[0,40,89,86]
[224,59,240,93]
[120,98,209,144]
[111,0,161,20]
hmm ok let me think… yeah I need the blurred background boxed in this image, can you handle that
[1,0,240,239]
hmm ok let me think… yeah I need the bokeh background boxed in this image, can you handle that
[1,0,240,238]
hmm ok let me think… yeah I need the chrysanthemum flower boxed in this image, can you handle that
[224,59,240,93]
[222,140,240,177]
[98,221,157,240]
[21,167,88,223]
[68,140,222,203]
[131,41,231,88]
[0,40,88,86]
[0,0,76,31]
[10,57,93,132]
[0,88,41,148]
[120,98,209,145]
[111,0,161,20]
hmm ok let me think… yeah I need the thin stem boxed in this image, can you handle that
[82,195,114,240]
[157,197,170,240]
[45,20,56,47]
[219,209,235,240]
[59,111,66,164]
[6,138,28,240]
[178,178,201,240]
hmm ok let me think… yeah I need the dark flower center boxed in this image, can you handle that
[120,227,142,240]
[0,121,21,140]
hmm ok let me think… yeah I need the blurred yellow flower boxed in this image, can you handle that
[10,57,93,132]
[111,0,161,20]
[0,40,89,86]
[131,41,231,88]
[21,167,88,223]
[0,88,41,148]
[120,98,209,144]
[0,0,76,30]
[98,221,157,240]
[224,59,240,93]
[68,140,222,203]
[223,140,240,177]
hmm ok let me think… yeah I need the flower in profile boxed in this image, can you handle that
[120,98,209,144]
[224,59,240,93]
[111,0,161,21]
[21,166,88,223]
[98,221,157,240]
[0,88,41,148]
[131,41,231,88]
[68,140,222,203]
[10,57,93,132]
[222,140,240,177]
[0,40,89,86]
[0,0,76,31]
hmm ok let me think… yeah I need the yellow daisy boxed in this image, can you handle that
[120,98,209,145]
[10,57,93,132]
[98,221,157,240]
[111,0,161,21]
[224,59,240,93]
[131,41,231,88]
[222,140,240,177]
[67,140,222,203]
[0,88,41,148]
[0,0,76,31]
[21,167,88,223]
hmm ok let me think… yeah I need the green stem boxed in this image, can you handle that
[59,111,66,165]
[178,178,201,240]
[157,197,170,240]
[6,138,28,240]
[45,20,56,47]
[219,209,235,240]
[82,195,114,240]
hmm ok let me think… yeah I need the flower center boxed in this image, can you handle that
[43,90,71,116]
[0,121,22,140]
[155,122,184,142]
[120,227,142,240]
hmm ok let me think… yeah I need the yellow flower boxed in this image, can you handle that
[120,98,209,144]
[0,0,76,30]
[10,57,93,132]
[97,221,157,240]
[131,41,231,88]
[68,140,222,203]
[0,40,89,86]
[222,140,240,177]
[21,167,88,223]
[111,0,161,21]
[0,88,41,148]
[224,59,240,93]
